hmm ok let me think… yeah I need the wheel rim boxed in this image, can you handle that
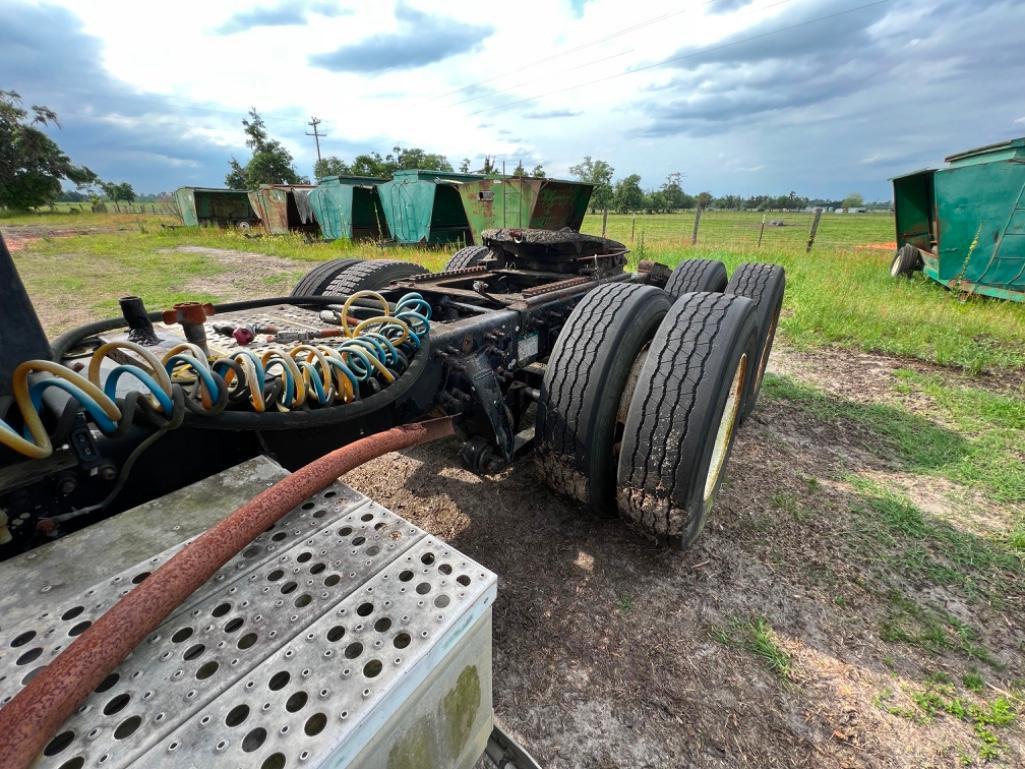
[754,306,780,393]
[704,353,747,503]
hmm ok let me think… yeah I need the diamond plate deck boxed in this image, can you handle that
[0,459,496,769]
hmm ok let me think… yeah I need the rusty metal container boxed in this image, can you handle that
[248,184,320,236]
[308,176,390,241]
[893,137,1025,301]
[456,177,593,244]
[173,187,258,229]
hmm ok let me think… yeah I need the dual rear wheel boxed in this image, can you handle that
[537,259,785,548]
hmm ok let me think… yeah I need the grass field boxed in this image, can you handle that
[583,209,896,250]
[2,211,1024,768]
[8,211,1022,373]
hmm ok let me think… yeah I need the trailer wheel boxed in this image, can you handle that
[290,258,362,297]
[536,283,672,515]
[890,244,921,278]
[445,245,492,271]
[664,259,728,298]
[725,262,785,421]
[322,260,427,296]
[616,292,757,548]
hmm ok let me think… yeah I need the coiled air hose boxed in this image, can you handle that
[0,291,431,460]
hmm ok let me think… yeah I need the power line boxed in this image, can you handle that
[467,0,892,117]
[447,0,797,111]
[435,0,727,100]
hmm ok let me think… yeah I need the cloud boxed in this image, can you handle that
[523,109,583,119]
[216,6,306,34]
[310,4,491,73]
[636,0,1024,142]
[216,2,353,34]
[0,2,243,191]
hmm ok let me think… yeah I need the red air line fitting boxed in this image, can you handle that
[0,417,456,769]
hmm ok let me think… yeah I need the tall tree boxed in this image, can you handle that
[386,146,452,172]
[0,90,96,210]
[696,191,713,209]
[459,158,471,173]
[531,163,546,178]
[613,174,644,213]
[661,172,688,211]
[314,155,350,179]
[512,159,526,176]
[225,108,307,188]
[100,181,121,212]
[842,192,864,210]
[477,155,497,175]
[569,156,614,213]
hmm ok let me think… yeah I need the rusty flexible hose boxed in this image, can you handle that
[0,417,455,769]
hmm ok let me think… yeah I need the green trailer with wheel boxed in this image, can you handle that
[890,137,1025,301]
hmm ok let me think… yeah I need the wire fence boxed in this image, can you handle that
[581,210,896,254]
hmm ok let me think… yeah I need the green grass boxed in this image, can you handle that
[878,590,995,664]
[710,616,793,679]
[849,478,1022,603]
[905,680,1018,762]
[763,374,1025,504]
[7,212,1025,372]
[10,226,446,333]
[583,210,895,251]
[588,212,1025,373]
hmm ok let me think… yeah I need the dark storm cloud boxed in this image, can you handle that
[310,4,492,73]
[636,0,1024,140]
[0,3,259,191]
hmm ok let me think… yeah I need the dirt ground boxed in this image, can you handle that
[346,344,1024,769]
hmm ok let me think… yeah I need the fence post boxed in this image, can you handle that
[757,214,766,247]
[806,209,822,253]
[631,214,636,243]
[601,206,608,238]
[691,205,703,245]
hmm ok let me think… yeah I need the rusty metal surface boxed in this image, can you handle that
[521,276,591,298]
[0,419,456,769]
[249,185,319,235]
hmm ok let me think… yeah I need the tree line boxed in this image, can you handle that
[1,96,879,215]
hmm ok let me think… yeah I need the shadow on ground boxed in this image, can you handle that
[345,379,1024,769]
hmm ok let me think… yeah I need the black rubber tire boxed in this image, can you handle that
[322,260,426,296]
[445,245,492,271]
[664,259,728,298]
[890,243,921,278]
[725,262,785,422]
[616,291,758,548]
[290,258,362,297]
[536,283,672,515]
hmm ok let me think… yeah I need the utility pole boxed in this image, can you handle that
[306,117,324,164]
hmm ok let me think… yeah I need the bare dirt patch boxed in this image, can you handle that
[161,246,302,297]
[346,346,1024,769]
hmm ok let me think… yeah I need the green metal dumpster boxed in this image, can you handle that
[455,177,593,243]
[308,175,390,241]
[173,187,258,228]
[892,137,1025,301]
[376,170,480,245]
[248,184,320,236]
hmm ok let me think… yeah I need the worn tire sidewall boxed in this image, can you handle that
[677,301,758,544]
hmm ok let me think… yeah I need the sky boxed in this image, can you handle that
[3,0,1024,199]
